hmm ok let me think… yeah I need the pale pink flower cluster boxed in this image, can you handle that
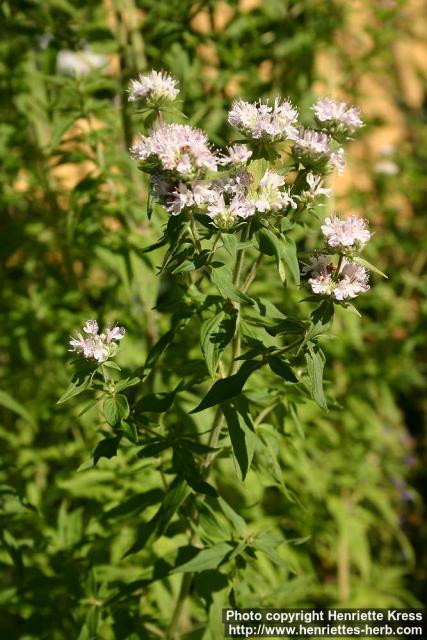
[221,144,253,165]
[206,169,296,227]
[321,214,371,251]
[128,70,179,105]
[293,128,345,174]
[166,181,218,215]
[130,123,218,177]
[303,256,370,301]
[160,167,295,223]
[313,97,363,136]
[228,98,298,141]
[70,320,125,363]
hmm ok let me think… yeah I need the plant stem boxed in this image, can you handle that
[241,253,263,294]
[166,573,193,640]
[189,213,203,254]
[167,224,251,638]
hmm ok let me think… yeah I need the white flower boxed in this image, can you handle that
[230,193,256,219]
[228,98,298,141]
[303,255,370,300]
[192,182,219,206]
[251,170,297,212]
[167,183,195,215]
[294,127,331,156]
[70,321,125,363]
[166,180,219,215]
[207,191,256,226]
[334,260,370,300]
[207,194,240,227]
[313,97,363,136]
[222,144,253,165]
[56,49,107,77]
[130,123,218,177]
[321,214,371,251]
[83,320,99,336]
[298,171,331,206]
[293,128,345,174]
[374,160,399,176]
[305,172,331,198]
[329,147,345,175]
[106,326,126,343]
[69,333,94,359]
[128,70,179,105]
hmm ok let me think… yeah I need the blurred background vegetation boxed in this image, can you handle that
[1,0,426,637]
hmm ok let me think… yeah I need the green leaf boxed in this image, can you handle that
[171,542,233,574]
[50,114,80,150]
[247,158,269,186]
[124,478,190,556]
[217,498,247,536]
[254,533,287,566]
[0,390,35,425]
[222,401,256,480]
[173,447,218,496]
[103,394,130,426]
[281,235,300,286]
[57,375,92,404]
[254,228,286,284]
[93,436,121,465]
[221,233,237,259]
[268,356,298,382]
[200,311,237,378]
[135,390,176,413]
[353,256,388,279]
[104,489,163,520]
[102,360,122,371]
[191,360,262,413]
[120,421,138,444]
[114,377,141,393]
[143,329,175,371]
[342,302,362,318]
[210,266,253,305]
[156,478,191,534]
[305,299,335,342]
[304,345,328,410]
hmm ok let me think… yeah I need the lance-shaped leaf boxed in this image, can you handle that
[353,255,388,279]
[254,227,286,283]
[268,356,298,382]
[210,266,253,305]
[124,478,190,556]
[304,344,328,410]
[191,360,262,414]
[171,542,233,574]
[281,235,300,286]
[200,310,237,378]
[222,400,256,480]
[173,446,218,497]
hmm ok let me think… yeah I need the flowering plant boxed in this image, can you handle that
[59,71,383,636]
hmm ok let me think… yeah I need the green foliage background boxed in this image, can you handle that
[1,1,426,638]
